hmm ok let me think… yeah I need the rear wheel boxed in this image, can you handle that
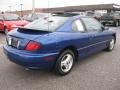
[55,50,75,75]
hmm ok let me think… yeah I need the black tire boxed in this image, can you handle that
[4,27,8,35]
[55,49,75,75]
[114,21,119,27]
[106,37,115,51]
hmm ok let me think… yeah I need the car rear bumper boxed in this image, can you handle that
[3,45,59,70]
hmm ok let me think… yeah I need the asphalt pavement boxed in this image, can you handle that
[0,27,120,90]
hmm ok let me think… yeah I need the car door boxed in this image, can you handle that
[81,17,111,55]
[71,19,91,58]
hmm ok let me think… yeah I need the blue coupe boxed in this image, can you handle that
[4,13,116,75]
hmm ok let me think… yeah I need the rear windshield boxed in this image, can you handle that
[25,16,69,31]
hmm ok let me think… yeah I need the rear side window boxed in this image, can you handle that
[81,17,102,31]
[72,19,85,32]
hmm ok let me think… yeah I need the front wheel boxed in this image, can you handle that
[55,50,75,75]
[106,38,115,51]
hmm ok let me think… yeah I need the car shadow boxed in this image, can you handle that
[5,50,108,77]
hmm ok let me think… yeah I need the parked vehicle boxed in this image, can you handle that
[24,13,49,22]
[0,14,28,34]
[86,11,101,21]
[4,13,116,75]
[100,12,120,26]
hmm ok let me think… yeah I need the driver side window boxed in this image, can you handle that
[81,17,103,32]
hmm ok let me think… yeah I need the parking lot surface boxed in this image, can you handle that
[0,27,120,90]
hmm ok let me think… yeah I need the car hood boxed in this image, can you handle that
[4,20,28,26]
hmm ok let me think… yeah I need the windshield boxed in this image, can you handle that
[25,16,69,31]
[4,14,21,21]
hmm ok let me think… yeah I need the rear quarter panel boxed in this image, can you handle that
[35,31,91,57]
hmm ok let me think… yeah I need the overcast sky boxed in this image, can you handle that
[0,0,120,11]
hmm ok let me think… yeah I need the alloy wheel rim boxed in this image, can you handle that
[109,39,114,50]
[61,54,73,73]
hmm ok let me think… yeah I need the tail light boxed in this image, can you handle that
[25,41,41,51]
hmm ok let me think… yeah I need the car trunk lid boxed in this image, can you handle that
[7,28,51,50]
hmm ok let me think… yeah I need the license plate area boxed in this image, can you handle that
[11,38,19,48]
[8,37,20,48]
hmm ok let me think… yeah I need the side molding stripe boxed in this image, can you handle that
[77,40,109,51]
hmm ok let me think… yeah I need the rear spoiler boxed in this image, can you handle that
[17,27,52,33]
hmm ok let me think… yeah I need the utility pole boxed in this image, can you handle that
[20,4,23,17]
[9,6,12,13]
[15,4,18,15]
[32,0,35,14]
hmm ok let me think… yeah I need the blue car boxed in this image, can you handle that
[4,13,116,75]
